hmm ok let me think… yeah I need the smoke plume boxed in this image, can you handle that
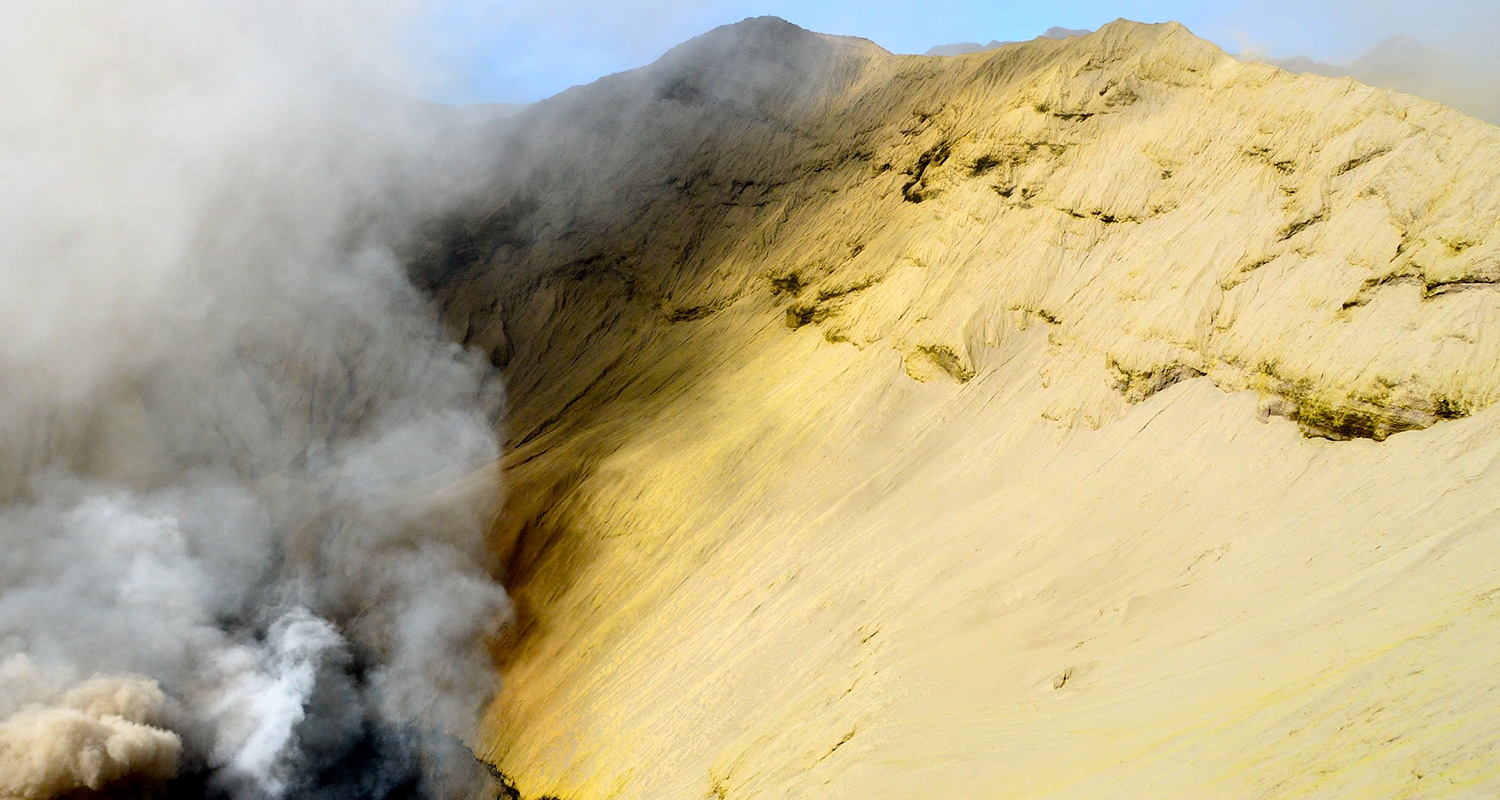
[0,1,509,797]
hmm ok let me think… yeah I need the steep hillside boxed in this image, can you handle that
[426,17,1500,799]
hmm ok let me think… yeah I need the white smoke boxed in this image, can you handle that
[0,1,510,797]
[207,610,349,796]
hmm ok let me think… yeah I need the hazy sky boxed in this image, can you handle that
[425,0,1498,103]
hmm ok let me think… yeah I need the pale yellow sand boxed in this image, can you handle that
[440,18,1500,799]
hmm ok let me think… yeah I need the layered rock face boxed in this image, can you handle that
[427,17,1500,799]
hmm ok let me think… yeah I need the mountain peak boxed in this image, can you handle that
[660,15,886,64]
[924,19,1223,69]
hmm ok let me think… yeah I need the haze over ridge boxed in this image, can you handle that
[925,26,1500,124]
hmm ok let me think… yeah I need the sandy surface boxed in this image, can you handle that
[430,18,1500,798]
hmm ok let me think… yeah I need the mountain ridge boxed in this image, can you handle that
[425,16,1500,799]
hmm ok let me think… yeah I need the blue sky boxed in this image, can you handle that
[424,0,1496,104]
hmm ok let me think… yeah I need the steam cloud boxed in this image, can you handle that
[0,1,509,797]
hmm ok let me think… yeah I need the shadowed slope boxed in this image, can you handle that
[426,16,1500,799]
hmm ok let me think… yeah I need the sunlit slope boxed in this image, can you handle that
[427,16,1500,799]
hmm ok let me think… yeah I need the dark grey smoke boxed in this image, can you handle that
[0,1,510,797]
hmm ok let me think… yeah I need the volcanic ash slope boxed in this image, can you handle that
[427,16,1500,800]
